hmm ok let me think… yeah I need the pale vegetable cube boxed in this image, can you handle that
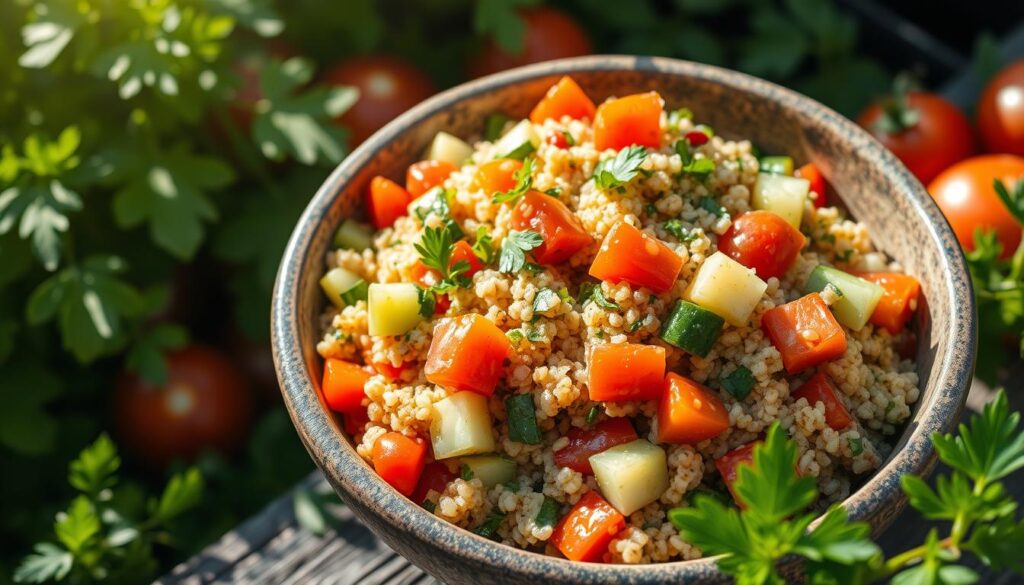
[752,173,810,229]
[804,265,884,331]
[589,439,669,515]
[430,391,495,459]
[320,267,367,309]
[426,131,474,166]
[460,455,516,487]
[367,283,423,336]
[493,119,540,160]
[332,219,373,251]
[685,251,768,326]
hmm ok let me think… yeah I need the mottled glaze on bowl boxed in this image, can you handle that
[272,55,976,584]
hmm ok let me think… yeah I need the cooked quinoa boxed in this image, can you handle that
[315,78,920,564]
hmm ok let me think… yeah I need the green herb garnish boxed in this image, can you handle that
[579,282,621,310]
[472,226,496,265]
[592,146,646,189]
[720,366,755,400]
[663,219,699,243]
[848,436,864,456]
[492,157,534,205]
[535,498,561,528]
[699,196,726,218]
[506,393,542,445]
[498,229,543,273]
[533,287,560,316]
[473,512,507,539]
[561,130,576,146]
[585,405,600,425]
[460,464,475,481]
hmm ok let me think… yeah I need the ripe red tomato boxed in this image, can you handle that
[927,154,1024,259]
[467,7,592,78]
[114,345,253,469]
[978,60,1024,157]
[322,55,436,147]
[718,210,806,280]
[857,91,975,184]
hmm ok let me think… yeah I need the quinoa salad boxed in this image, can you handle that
[314,76,922,564]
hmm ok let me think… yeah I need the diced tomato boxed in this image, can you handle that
[411,461,457,505]
[589,222,682,293]
[593,92,663,151]
[857,272,921,334]
[406,160,456,198]
[715,442,759,506]
[424,314,511,396]
[475,158,523,195]
[685,130,709,146]
[656,373,730,444]
[550,491,625,562]
[510,191,592,264]
[372,360,407,382]
[791,372,852,430]
[343,408,370,436]
[322,358,371,413]
[409,240,483,290]
[368,176,412,229]
[371,432,428,497]
[587,343,666,402]
[762,294,847,375]
[530,76,597,124]
[718,211,807,280]
[546,130,570,148]
[796,163,828,208]
[553,418,638,474]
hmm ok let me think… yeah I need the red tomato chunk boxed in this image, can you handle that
[593,91,663,151]
[858,272,921,334]
[762,294,847,375]
[718,210,806,280]
[791,372,853,430]
[372,432,427,497]
[656,373,730,444]
[796,162,828,208]
[553,418,638,474]
[588,343,666,402]
[411,461,456,505]
[322,358,370,414]
[367,176,412,229]
[530,76,596,124]
[475,158,523,195]
[589,222,682,294]
[715,441,759,506]
[510,191,592,264]
[424,314,511,396]
[406,160,456,198]
[550,491,625,562]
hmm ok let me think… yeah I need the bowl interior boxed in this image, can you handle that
[273,56,975,583]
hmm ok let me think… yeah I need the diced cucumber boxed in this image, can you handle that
[430,391,495,459]
[752,173,810,229]
[332,219,374,251]
[804,265,884,331]
[505,393,542,444]
[685,252,767,327]
[493,119,540,160]
[320,267,368,309]
[720,366,755,400]
[758,156,794,176]
[659,300,725,357]
[367,282,423,336]
[426,131,474,166]
[460,455,516,487]
[589,439,669,515]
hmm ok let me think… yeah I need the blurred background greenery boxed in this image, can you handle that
[0,0,1021,583]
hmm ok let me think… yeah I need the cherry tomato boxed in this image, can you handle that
[114,345,253,469]
[467,7,592,78]
[978,60,1024,157]
[322,55,436,146]
[718,211,806,280]
[406,160,456,198]
[371,432,428,497]
[857,91,974,184]
[927,154,1024,259]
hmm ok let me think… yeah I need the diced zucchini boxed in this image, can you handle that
[758,156,794,176]
[659,300,725,357]
[426,131,473,166]
[752,173,810,229]
[589,439,669,515]
[804,265,884,331]
[367,282,423,336]
[460,455,516,487]
[505,393,542,444]
[685,252,768,327]
[430,391,496,459]
[332,219,374,251]
[320,267,368,309]
[493,119,540,160]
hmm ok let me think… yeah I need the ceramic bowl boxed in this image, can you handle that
[271,55,976,584]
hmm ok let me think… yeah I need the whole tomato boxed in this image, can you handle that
[114,345,253,469]
[927,154,1024,259]
[322,55,436,147]
[467,7,592,78]
[857,90,975,185]
[978,60,1024,157]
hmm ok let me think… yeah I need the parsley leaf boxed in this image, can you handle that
[532,287,560,316]
[472,226,496,265]
[585,405,600,425]
[735,425,817,521]
[414,224,472,290]
[993,179,1024,224]
[663,219,698,243]
[492,157,533,204]
[720,366,755,400]
[535,497,560,528]
[579,282,621,310]
[417,286,436,317]
[152,467,204,523]
[699,196,727,217]
[13,543,73,584]
[124,323,189,385]
[68,434,120,498]
[684,158,717,177]
[592,146,647,189]
[560,130,576,146]
[498,229,542,273]
[933,390,1024,484]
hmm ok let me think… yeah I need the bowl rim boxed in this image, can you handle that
[272,55,976,580]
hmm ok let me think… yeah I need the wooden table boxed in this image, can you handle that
[157,381,1022,584]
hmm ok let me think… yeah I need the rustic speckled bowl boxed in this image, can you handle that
[272,56,976,584]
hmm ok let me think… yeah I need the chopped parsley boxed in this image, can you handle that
[585,405,600,425]
[532,287,560,315]
[416,286,436,317]
[561,129,576,146]
[460,463,475,481]
[720,366,755,400]
[498,229,543,273]
[663,219,699,243]
[472,226,495,265]
[473,512,506,539]
[628,314,651,333]
[848,436,864,456]
[492,157,534,205]
[544,187,562,197]
[506,329,525,344]
[414,224,471,290]
[699,196,727,218]
[484,112,511,141]
[525,327,545,342]
[674,139,716,178]
[579,282,621,310]
[592,145,647,189]
[535,498,561,528]
[668,107,694,131]
[422,500,436,513]
[644,202,658,215]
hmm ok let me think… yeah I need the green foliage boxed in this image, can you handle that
[965,223,1024,383]
[473,0,538,54]
[124,323,189,385]
[491,157,534,204]
[0,363,62,456]
[592,146,647,190]
[672,391,1024,584]
[498,229,543,274]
